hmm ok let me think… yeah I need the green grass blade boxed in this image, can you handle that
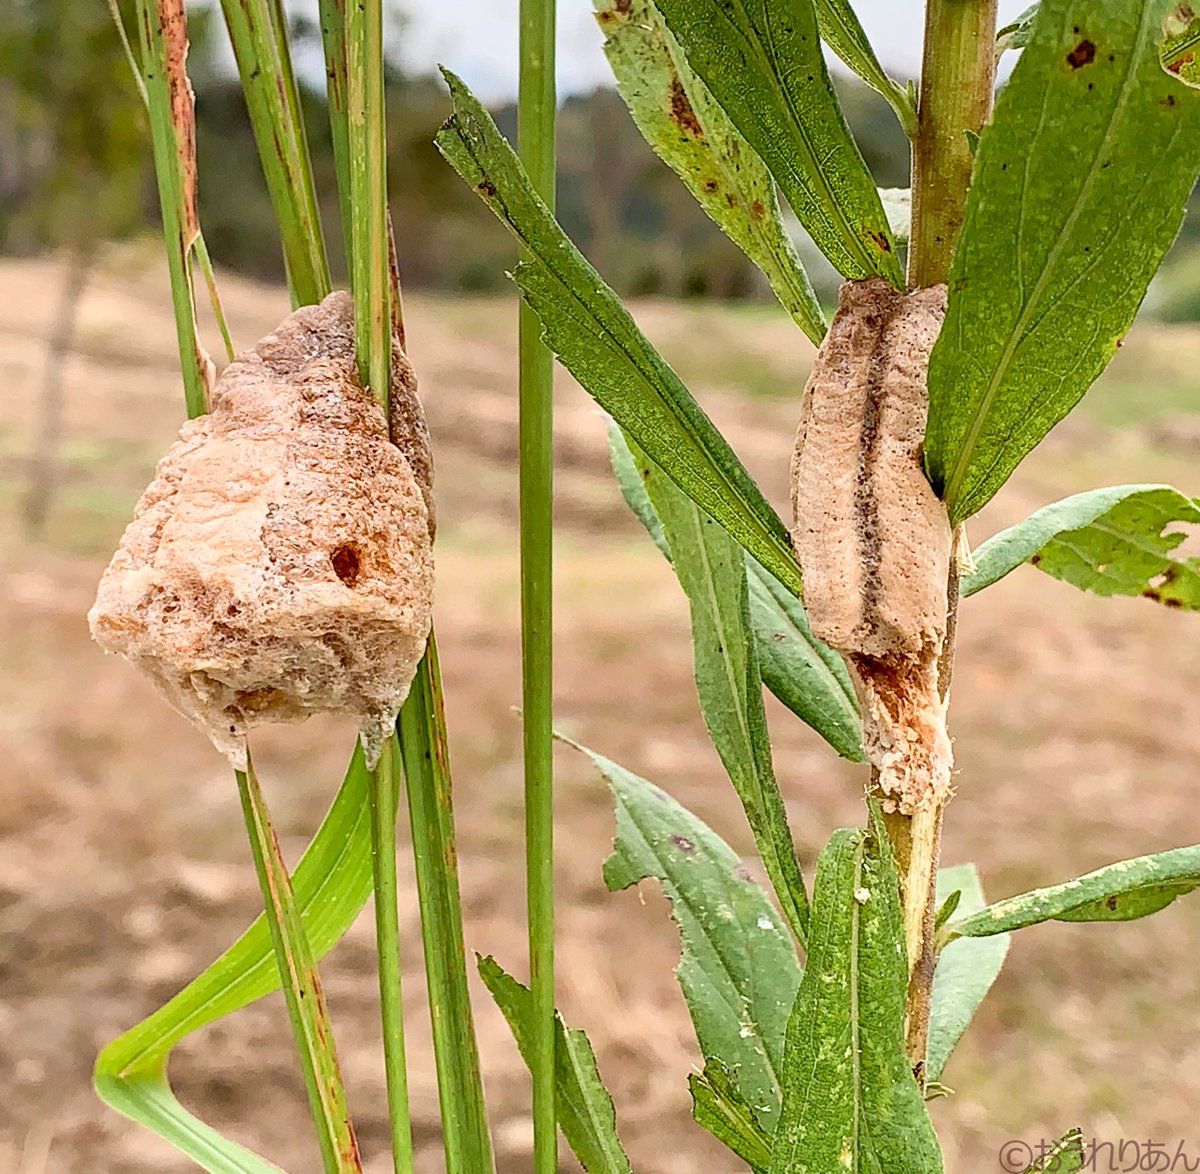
[593,0,825,343]
[517,0,558,1167]
[924,0,1200,524]
[607,423,862,760]
[946,845,1200,938]
[812,0,917,136]
[768,824,942,1174]
[435,71,802,597]
[650,0,901,282]
[235,755,362,1172]
[95,752,386,1170]
[218,0,330,306]
[342,4,417,1167]
[582,742,802,1132]
[317,0,353,272]
[132,0,211,419]
[962,484,1200,607]
[479,956,632,1174]
[399,641,497,1174]
[625,433,810,945]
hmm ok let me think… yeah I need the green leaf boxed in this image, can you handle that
[594,0,825,342]
[436,70,803,597]
[1024,1129,1086,1173]
[926,864,1009,1084]
[962,484,1200,608]
[479,957,632,1174]
[1162,6,1200,83]
[96,748,381,1171]
[769,825,943,1173]
[812,0,917,135]
[627,433,811,943]
[650,0,902,283]
[947,844,1200,938]
[607,423,863,761]
[924,0,1200,525]
[582,743,802,1131]
[689,1058,772,1172]
[996,3,1040,56]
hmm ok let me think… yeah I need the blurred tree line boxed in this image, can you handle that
[0,0,913,302]
[4,0,1200,310]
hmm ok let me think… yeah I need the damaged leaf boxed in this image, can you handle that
[962,484,1200,608]
[594,0,825,342]
[581,742,802,1131]
[650,0,902,283]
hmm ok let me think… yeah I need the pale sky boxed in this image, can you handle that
[390,0,1032,100]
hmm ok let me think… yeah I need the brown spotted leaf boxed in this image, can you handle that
[594,0,825,341]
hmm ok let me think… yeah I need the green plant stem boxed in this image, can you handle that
[368,740,415,1174]
[235,753,362,1172]
[907,0,998,289]
[518,0,557,1167]
[897,0,996,1077]
[399,638,496,1173]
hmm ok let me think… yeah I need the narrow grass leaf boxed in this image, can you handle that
[650,0,901,282]
[607,424,862,760]
[593,0,824,342]
[627,434,810,942]
[399,642,496,1174]
[235,756,361,1171]
[131,0,211,419]
[963,484,1200,608]
[925,0,1200,525]
[218,0,330,306]
[1025,1129,1086,1172]
[95,750,381,1171]
[1163,6,1200,82]
[812,0,917,135]
[768,824,942,1174]
[578,743,801,1131]
[947,845,1200,938]
[688,1059,772,1171]
[436,71,801,595]
[478,957,632,1174]
[925,864,1009,1084]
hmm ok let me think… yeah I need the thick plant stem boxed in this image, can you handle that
[518,0,558,1166]
[908,0,997,289]
[893,0,996,1078]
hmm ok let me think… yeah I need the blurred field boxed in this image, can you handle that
[1,250,1199,1173]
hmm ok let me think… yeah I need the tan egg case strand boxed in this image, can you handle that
[88,291,434,770]
[790,276,952,814]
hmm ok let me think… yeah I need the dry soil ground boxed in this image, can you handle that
[1,251,1199,1172]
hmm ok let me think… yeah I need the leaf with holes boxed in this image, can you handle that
[962,484,1200,608]
[925,0,1200,524]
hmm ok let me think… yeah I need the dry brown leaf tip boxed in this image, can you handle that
[88,291,434,769]
[791,276,952,814]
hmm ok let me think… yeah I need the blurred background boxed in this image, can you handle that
[2,1,1199,1171]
